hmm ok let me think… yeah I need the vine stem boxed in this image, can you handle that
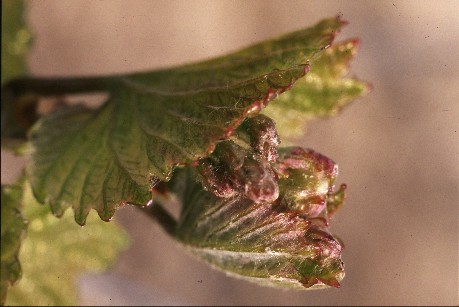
[1,76,116,141]
[138,203,177,237]
[3,76,115,96]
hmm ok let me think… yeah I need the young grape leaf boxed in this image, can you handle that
[22,17,348,225]
[169,145,345,289]
[1,184,28,305]
[263,39,371,139]
[4,181,129,306]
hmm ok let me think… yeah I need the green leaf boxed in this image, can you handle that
[1,184,28,305]
[263,39,371,139]
[169,146,345,289]
[25,17,347,225]
[4,181,129,306]
[1,0,32,85]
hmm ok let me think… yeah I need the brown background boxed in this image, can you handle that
[1,0,458,305]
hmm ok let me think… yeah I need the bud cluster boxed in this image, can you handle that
[197,115,280,204]
[197,114,345,221]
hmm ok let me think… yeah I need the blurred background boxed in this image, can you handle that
[1,0,458,305]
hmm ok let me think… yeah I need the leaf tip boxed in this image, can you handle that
[338,17,349,27]
[348,37,361,48]
[74,213,88,226]
[49,201,65,218]
[98,208,116,223]
[320,276,342,288]
[364,81,374,94]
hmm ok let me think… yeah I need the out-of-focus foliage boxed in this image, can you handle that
[1,184,28,305]
[5,182,129,306]
[1,1,31,304]
[1,0,32,84]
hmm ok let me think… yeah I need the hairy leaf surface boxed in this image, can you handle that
[26,18,347,224]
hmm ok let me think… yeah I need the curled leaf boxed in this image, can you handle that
[171,149,344,288]
[170,145,345,289]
